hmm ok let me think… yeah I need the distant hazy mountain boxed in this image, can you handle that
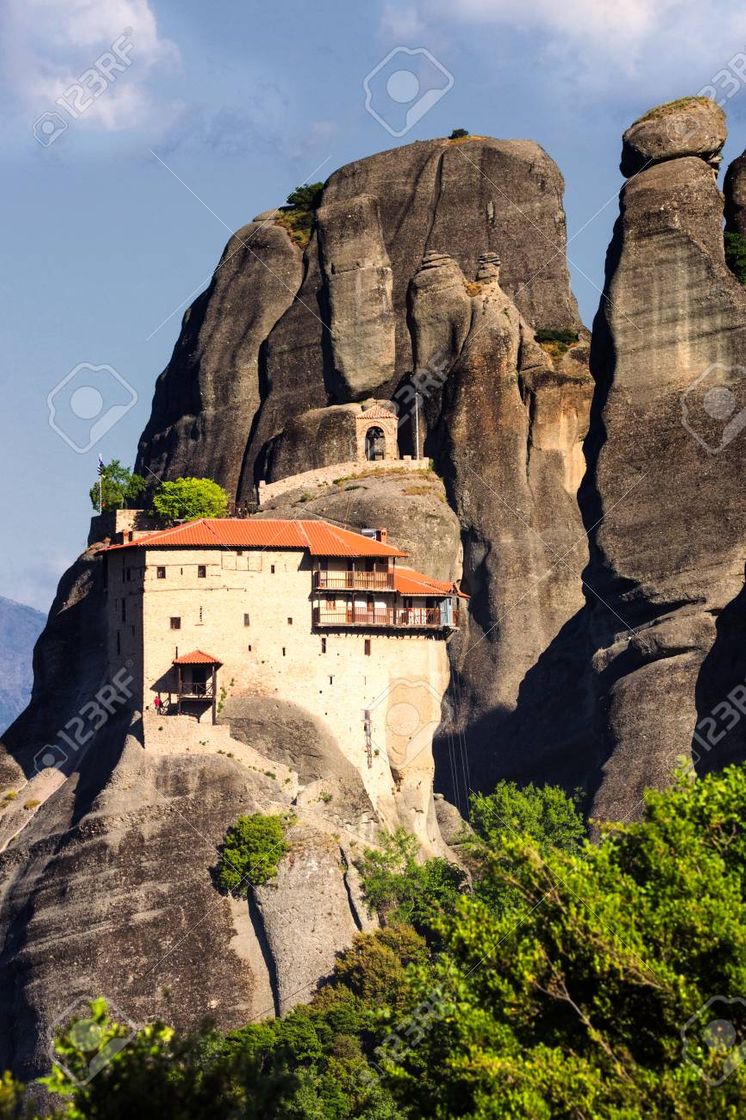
[0,596,45,734]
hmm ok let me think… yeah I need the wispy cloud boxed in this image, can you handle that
[384,0,746,94]
[4,0,178,131]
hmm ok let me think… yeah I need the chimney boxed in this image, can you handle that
[376,528,388,544]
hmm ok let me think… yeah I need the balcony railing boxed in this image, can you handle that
[177,681,215,699]
[314,605,459,630]
[313,570,395,591]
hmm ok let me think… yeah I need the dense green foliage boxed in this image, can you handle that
[151,476,229,522]
[89,460,146,512]
[19,770,746,1117]
[534,328,580,346]
[276,182,324,247]
[215,813,291,894]
[448,128,469,139]
[355,828,465,937]
[725,231,746,285]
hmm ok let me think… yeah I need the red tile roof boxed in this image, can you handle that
[106,518,407,558]
[359,403,397,420]
[172,649,223,665]
[394,567,468,598]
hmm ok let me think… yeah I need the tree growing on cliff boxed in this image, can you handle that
[215,812,292,894]
[151,477,229,522]
[88,460,146,512]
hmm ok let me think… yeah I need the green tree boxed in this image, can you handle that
[386,766,746,1117]
[215,813,291,895]
[284,183,324,211]
[151,477,229,523]
[448,128,469,139]
[725,231,746,284]
[469,779,586,853]
[356,828,465,937]
[276,183,325,248]
[89,460,146,512]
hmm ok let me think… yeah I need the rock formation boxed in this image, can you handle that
[582,98,746,820]
[8,105,746,1074]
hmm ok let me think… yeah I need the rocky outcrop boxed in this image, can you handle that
[316,195,396,399]
[258,404,359,481]
[136,219,302,496]
[620,97,726,177]
[725,149,746,237]
[582,101,746,821]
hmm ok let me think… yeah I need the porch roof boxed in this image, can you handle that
[172,649,223,666]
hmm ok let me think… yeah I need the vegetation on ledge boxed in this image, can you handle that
[89,460,146,512]
[725,231,746,285]
[152,476,229,523]
[633,96,723,125]
[275,182,324,248]
[215,811,292,894]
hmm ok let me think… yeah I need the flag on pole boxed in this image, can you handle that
[97,455,106,476]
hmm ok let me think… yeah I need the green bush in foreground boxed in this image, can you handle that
[215,812,291,895]
[28,769,746,1117]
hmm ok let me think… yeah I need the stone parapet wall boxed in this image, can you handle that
[258,457,430,507]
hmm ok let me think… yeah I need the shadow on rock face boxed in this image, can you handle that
[692,581,746,777]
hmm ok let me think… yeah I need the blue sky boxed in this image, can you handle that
[2,0,746,612]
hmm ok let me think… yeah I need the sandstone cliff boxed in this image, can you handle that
[581,98,746,820]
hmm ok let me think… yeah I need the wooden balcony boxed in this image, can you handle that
[177,680,215,700]
[314,605,459,630]
[313,570,395,591]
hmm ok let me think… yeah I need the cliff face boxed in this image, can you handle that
[581,99,746,820]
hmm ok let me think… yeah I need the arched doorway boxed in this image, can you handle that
[365,426,385,461]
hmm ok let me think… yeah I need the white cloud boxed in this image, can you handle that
[4,0,178,131]
[389,0,746,93]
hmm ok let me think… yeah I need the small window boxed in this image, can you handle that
[282,647,286,657]
[287,617,293,625]
[321,638,327,654]
[121,599,126,623]
[157,566,166,579]
[271,564,275,574]
[116,631,121,655]
[248,644,252,652]
[199,606,203,623]
[170,617,181,630]
[244,613,250,627]
[197,565,206,578]
[329,675,333,685]
[364,639,371,656]
[237,550,243,556]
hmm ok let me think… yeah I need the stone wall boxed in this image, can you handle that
[257,457,430,507]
